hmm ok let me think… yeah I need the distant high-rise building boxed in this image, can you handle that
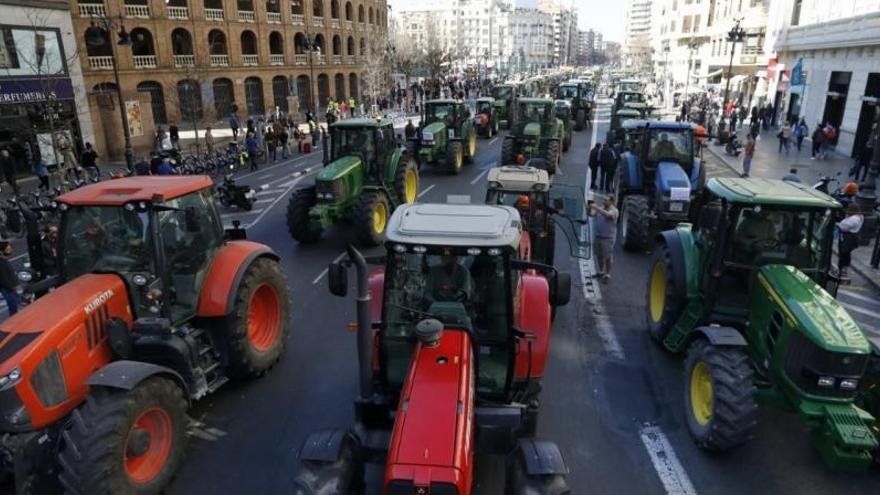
[624,0,652,71]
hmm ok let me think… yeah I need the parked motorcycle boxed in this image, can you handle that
[725,136,743,157]
[216,174,255,211]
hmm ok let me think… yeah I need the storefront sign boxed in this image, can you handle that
[0,77,74,103]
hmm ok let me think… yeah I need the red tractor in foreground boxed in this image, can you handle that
[295,203,572,494]
[0,176,290,494]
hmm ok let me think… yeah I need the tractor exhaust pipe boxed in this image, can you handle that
[346,244,373,400]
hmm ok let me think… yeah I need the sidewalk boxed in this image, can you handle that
[705,126,880,290]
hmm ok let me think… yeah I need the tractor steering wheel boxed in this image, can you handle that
[436,284,469,303]
[753,238,781,251]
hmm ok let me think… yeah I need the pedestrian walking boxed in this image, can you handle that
[782,167,801,183]
[821,123,836,158]
[230,116,240,142]
[81,143,99,180]
[852,127,874,182]
[204,127,215,154]
[730,110,739,131]
[26,141,49,191]
[794,118,808,152]
[0,241,21,315]
[265,127,277,162]
[588,143,601,189]
[279,127,290,159]
[589,195,619,282]
[837,203,864,278]
[742,133,755,177]
[245,133,259,171]
[599,142,616,193]
[778,121,792,153]
[811,123,825,159]
[0,149,18,196]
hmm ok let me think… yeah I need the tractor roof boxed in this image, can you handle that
[332,118,392,129]
[58,176,214,206]
[707,178,842,209]
[518,97,552,104]
[386,203,521,249]
[487,166,550,191]
[476,96,495,102]
[621,120,694,130]
[426,99,458,105]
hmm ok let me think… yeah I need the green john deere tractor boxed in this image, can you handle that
[556,80,593,131]
[647,177,878,471]
[554,99,573,152]
[409,99,477,175]
[287,118,419,245]
[500,98,563,175]
[492,83,518,128]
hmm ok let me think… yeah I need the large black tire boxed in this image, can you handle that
[393,154,419,205]
[222,257,291,378]
[464,131,477,164]
[684,340,757,451]
[645,244,685,343]
[501,137,516,165]
[58,378,188,495]
[287,188,322,243]
[355,190,390,246]
[542,140,560,175]
[505,449,570,495]
[620,195,652,252]
[574,108,587,131]
[446,140,464,174]
[293,433,364,495]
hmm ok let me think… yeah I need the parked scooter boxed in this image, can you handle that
[216,174,255,210]
[725,136,743,157]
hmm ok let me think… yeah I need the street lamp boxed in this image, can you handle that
[298,33,321,115]
[720,18,746,135]
[684,37,699,103]
[85,15,134,170]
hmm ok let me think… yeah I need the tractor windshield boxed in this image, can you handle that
[382,248,511,396]
[648,130,694,167]
[477,101,492,114]
[425,103,456,125]
[60,205,153,279]
[331,127,374,163]
[729,206,833,272]
[493,86,512,100]
[557,86,578,99]
[518,103,551,124]
[618,92,646,105]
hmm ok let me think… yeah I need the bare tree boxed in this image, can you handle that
[360,30,390,110]
[419,20,452,99]
[389,28,420,90]
[161,61,210,155]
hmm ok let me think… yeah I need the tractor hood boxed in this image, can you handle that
[316,155,361,182]
[756,265,870,353]
[422,121,446,140]
[656,162,691,194]
[523,122,542,138]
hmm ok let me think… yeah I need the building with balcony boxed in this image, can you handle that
[650,0,713,104]
[72,0,388,160]
[624,0,652,72]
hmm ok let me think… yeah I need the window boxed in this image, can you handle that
[791,0,802,26]
[1,27,67,76]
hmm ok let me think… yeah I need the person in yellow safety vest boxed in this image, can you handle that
[348,97,356,117]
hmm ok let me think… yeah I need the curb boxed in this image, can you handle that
[704,144,741,176]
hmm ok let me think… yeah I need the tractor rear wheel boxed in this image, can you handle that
[356,190,390,245]
[464,132,477,164]
[222,257,291,378]
[684,339,757,452]
[446,141,464,174]
[393,155,419,205]
[58,378,188,495]
[293,433,364,495]
[574,108,587,131]
[646,245,684,343]
[505,449,570,495]
[562,130,571,152]
[542,140,560,175]
[620,195,652,252]
[287,188,322,243]
[501,138,516,165]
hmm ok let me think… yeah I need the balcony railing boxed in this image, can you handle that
[314,16,324,27]
[332,55,341,64]
[88,56,114,70]
[344,20,353,30]
[291,13,304,24]
[210,54,229,66]
[125,4,150,18]
[267,11,281,23]
[133,55,157,69]
[314,53,325,64]
[270,54,285,65]
[78,4,106,17]
[173,54,195,67]
[294,54,307,65]
[330,19,340,29]
[205,8,224,21]
[345,55,354,64]
[167,6,189,19]
[242,54,259,65]
[239,10,255,22]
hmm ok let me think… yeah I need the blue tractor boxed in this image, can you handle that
[614,120,706,251]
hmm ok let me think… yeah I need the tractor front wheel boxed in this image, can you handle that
[293,433,364,495]
[464,132,477,164]
[542,140,561,175]
[562,130,571,153]
[501,138,516,165]
[58,378,188,495]
[356,191,390,245]
[684,339,757,452]
[505,448,570,495]
[620,195,652,252]
[446,141,464,174]
[574,108,587,131]
[394,155,419,204]
[646,245,684,343]
[287,188,322,243]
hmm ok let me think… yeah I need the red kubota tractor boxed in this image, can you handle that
[0,176,290,494]
[294,203,572,494]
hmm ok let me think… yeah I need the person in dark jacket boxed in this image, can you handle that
[599,143,617,193]
[588,143,601,189]
[0,149,18,196]
[0,241,21,315]
[81,142,99,180]
[169,123,180,150]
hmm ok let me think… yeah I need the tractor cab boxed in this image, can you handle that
[516,98,554,137]
[617,78,644,94]
[554,99,572,122]
[474,97,498,138]
[326,119,395,178]
[501,98,563,173]
[476,97,495,117]
[423,99,459,127]
[485,165,590,265]
[412,100,477,174]
[491,84,518,127]
[614,91,648,113]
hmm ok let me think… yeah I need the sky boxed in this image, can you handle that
[387,0,626,43]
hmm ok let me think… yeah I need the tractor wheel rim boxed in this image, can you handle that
[469,134,476,156]
[649,262,666,323]
[125,407,173,484]
[404,168,417,203]
[247,284,282,352]
[690,362,714,426]
[456,148,462,170]
[372,200,387,235]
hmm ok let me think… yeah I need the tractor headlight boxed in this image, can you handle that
[316,179,344,201]
[31,351,67,407]
[0,367,22,391]
[840,379,859,391]
[817,376,836,388]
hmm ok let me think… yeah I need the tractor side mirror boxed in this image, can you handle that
[328,262,348,297]
[184,207,201,233]
[552,271,571,307]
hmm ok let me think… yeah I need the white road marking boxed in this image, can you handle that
[255,189,281,196]
[312,252,348,285]
[234,152,323,181]
[221,208,263,218]
[840,301,880,320]
[254,198,274,204]
[639,425,698,495]
[245,170,318,227]
[470,169,489,185]
[417,184,435,199]
[489,137,498,146]
[838,289,880,306]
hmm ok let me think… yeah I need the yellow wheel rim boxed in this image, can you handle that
[469,134,476,157]
[404,168,417,203]
[649,262,667,323]
[456,147,463,170]
[372,200,387,235]
[690,362,714,426]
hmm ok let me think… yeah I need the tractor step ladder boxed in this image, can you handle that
[185,327,229,396]
[665,301,704,351]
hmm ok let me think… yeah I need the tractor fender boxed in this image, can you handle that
[692,326,747,347]
[657,228,700,299]
[196,240,280,317]
[385,147,405,184]
[515,273,552,380]
[621,152,640,189]
[512,438,569,475]
[87,360,189,402]
[299,428,358,462]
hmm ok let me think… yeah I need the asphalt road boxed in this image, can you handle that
[157,101,880,495]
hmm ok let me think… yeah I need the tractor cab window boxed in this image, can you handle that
[493,86,512,100]
[555,102,571,120]
[557,86,577,99]
[382,248,511,397]
[477,101,492,115]
[425,103,456,126]
[61,205,153,279]
[486,190,547,231]
[332,127,374,168]
[648,130,693,167]
[729,206,830,272]
[518,103,550,125]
